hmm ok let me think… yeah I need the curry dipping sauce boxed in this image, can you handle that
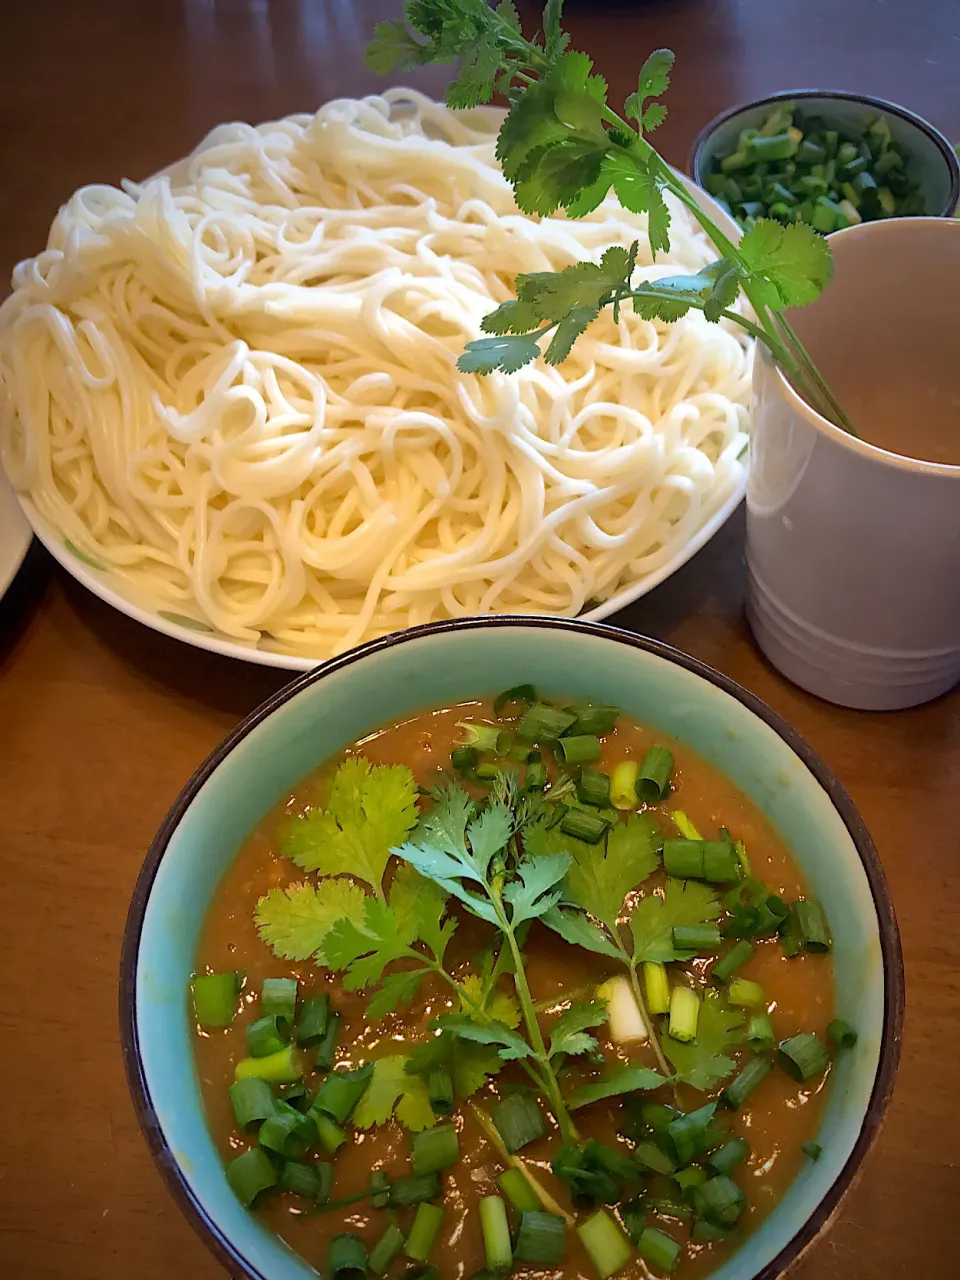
[193,696,838,1280]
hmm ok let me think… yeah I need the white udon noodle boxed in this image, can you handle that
[0,88,751,657]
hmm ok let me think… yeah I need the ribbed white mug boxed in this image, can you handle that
[746,218,960,710]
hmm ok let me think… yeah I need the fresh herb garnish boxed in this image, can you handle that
[663,992,744,1091]
[366,1,854,435]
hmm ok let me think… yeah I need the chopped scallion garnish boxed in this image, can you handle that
[404,1202,444,1263]
[193,971,241,1028]
[636,746,675,803]
[279,1159,332,1201]
[569,704,620,736]
[828,1019,858,1049]
[727,978,766,1007]
[497,1166,541,1213]
[491,1092,544,1153]
[802,1140,823,1161]
[712,940,755,984]
[427,1068,454,1116]
[643,961,671,1015]
[412,1123,460,1175]
[794,899,832,952]
[517,703,577,743]
[778,1033,830,1082]
[672,923,722,953]
[312,1064,373,1125]
[388,1173,442,1207]
[692,1174,747,1227]
[721,1055,772,1110]
[234,1045,302,1084]
[667,986,700,1043]
[637,1226,681,1273]
[225,1146,276,1207]
[609,760,640,810]
[559,807,610,844]
[556,734,602,766]
[229,1077,276,1130]
[329,1232,367,1280]
[295,994,329,1046]
[261,977,297,1024]
[479,1196,512,1271]
[494,683,538,714]
[259,1100,318,1159]
[577,768,611,808]
[314,1012,340,1071]
[709,1137,750,1175]
[746,1012,775,1049]
[576,1209,633,1280]
[515,1211,566,1265]
[246,1013,289,1059]
[369,1224,405,1276]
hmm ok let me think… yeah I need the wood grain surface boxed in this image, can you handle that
[0,2,957,1277]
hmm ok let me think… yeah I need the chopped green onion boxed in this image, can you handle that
[712,940,754,984]
[494,683,538,713]
[404,1202,444,1263]
[474,762,500,781]
[672,1164,708,1197]
[637,1226,681,1273]
[296,994,329,1046]
[802,1141,823,1161]
[491,1092,544,1153]
[412,1124,460,1175]
[278,1081,312,1112]
[619,1198,647,1244]
[511,745,535,763]
[261,977,297,1024]
[225,1146,276,1207]
[525,761,548,791]
[747,1012,775,1049]
[370,1170,390,1208]
[246,1014,290,1059]
[312,1111,348,1154]
[794,899,832,952]
[668,986,700,1043]
[458,722,511,754]
[672,923,721,953]
[569,704,620,736]
[546,802,569,830]
[515,1211,566,1265]
[636,746,674,803]
[234,1045,303,1084]
[259,1100,318,1158]
[559,807,610,844]
[229,1077,276,1130]
[280,1159,332,1201]
[647,1195,692,1223]
[389,1173,442,1206]
[709,1138,750,1175]
[693,1175,747,1227]
[610,761,640,810]
[313,1064,373,1124]
[451,745,478,775]
[778,1033,830,1082]
[517,703,577,743]
[634,1141,676,1176]
[497,1166,541,1213]
[691,1219,731,1242]
[660,1102,717,1165]
[727,978,765,1007]
[193,971,241,1028]
[370,1224,406,1276]
[427,1068,454,1116]
[556,734,602,766]
[315,1012,340,1070]
[721,1056,772,1110]
[672,810,701,840]
[479,1196,512,1271]
[828,1019,858,1050]
[329,1233,367,1280]
[578,768,612,808]
[643,962,671,1015]
[576,1209,633,1280]
[662,839,739,883]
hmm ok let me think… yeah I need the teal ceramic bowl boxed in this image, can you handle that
[690,90,960,223]
[120,618,903,1280]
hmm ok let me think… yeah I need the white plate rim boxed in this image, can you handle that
[11,142,747,669]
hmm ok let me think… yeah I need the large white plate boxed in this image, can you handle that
[0,467,31,600]
[12,137,746,670]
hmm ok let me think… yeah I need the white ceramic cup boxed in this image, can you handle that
[746,217,960,710]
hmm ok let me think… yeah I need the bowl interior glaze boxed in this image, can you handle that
[121,618,902,1280]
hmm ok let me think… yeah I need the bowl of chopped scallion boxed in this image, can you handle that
[690,90,959,234]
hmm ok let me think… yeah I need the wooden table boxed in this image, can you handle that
[0,1,957,1276]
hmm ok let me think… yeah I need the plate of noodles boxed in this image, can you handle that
[0,90,751,671]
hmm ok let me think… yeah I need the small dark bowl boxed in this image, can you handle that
[690,89,959,220]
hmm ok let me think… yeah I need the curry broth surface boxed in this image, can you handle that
[194,702,834,1280]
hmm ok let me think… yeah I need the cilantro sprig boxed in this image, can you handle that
[367,1,854,435]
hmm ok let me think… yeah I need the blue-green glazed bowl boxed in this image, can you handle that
[120,618,903,1280]
[690,89,960,221]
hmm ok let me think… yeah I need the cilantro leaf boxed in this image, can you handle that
[406,1030,505,1099]
[366,969,431,1021]
[567,1065,667,1110]
[558,813,661,933]
[282,758,418,891]
[624,49,675,132]
[738,219,834,309]
[254,878,366,962]
[548,999,609,1058]
[457,333,542,375]
[388,864,457,964]
[540,905,621,959]
[503,853,571,925]
[365,20,431,75]
[435,1013,535,1062]
[543,0,569,60]
[459,973,521,1029]
[395,787,512,922]
[518,245,635,320]
[514,139,609,216]
[641,102,667,133]
[663,992,743,1091]
[480,299,545,337]
[629,879,721,963]
[323,898,417,988]
[353,1054,436,1131]
[544,306,600,364]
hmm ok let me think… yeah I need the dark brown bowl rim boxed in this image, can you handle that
[119,615,905,1280]
[689,87,960,216]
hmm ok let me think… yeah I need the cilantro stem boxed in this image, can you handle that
[469,1102,575,1225]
